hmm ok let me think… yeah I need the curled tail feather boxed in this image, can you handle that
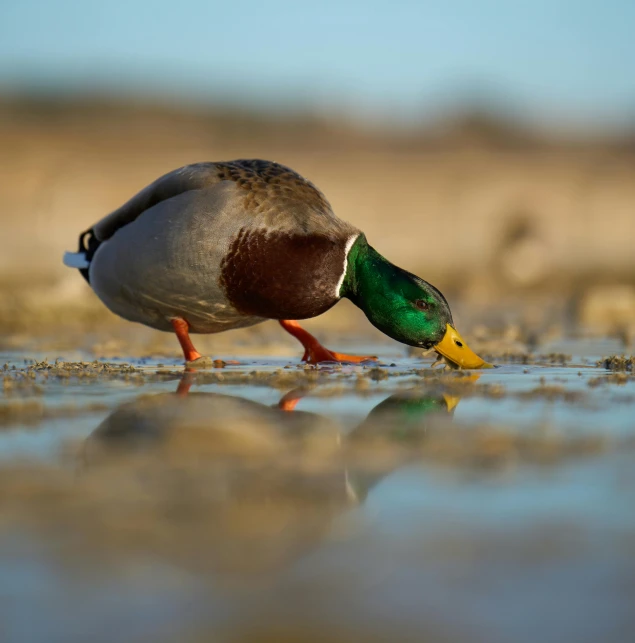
[63,228,101,284]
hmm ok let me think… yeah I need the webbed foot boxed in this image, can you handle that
[279,320,378,365]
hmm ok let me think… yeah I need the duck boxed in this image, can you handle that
[63,159,489,368]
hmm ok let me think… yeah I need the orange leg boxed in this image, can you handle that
[279,320,377,364]
[170,318,240,367]
[170,318,202,363]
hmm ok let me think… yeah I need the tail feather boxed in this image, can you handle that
[63,251,90,269]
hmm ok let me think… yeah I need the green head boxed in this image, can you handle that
[340,235,451,349]
[340,235,490,368]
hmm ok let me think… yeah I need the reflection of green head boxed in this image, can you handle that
[349,391,458,444]
[345,391,460,502]
[370,394,449,417]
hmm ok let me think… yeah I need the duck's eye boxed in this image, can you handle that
[415,300,430,311]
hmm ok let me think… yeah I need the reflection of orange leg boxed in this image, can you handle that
[279,320,377,364]
[171,318,202,363]
[277,387,308,411]
[176,371,195,396]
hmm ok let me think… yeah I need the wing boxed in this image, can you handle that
[91,159,346,242]
[92,162,223,242]
[70,163,225,282]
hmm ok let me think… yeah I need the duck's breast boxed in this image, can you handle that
[219,227,358,320]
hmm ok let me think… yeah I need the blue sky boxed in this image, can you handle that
[1,0,634,129]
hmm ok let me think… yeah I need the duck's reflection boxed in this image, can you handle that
[80,374,469,576]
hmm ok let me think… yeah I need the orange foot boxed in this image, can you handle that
[171,318,203,363]
[279,320,378,365]
[170,318,240,367]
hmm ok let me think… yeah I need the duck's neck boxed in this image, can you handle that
[340,235,405,337]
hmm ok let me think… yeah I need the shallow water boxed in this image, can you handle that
[1,349,634,642]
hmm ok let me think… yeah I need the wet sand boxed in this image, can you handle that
[1,345,634,643]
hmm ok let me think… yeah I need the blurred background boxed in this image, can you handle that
[1,0,635,354]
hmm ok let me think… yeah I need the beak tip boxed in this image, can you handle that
[433,324,492,370]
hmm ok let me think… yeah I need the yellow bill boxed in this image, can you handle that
[434,324,493,369]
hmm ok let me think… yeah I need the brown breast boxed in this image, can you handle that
[220,227,351,320]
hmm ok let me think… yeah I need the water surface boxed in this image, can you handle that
[1,350,634,642]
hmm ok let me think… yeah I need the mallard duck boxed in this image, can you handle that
[63,159,489,368]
